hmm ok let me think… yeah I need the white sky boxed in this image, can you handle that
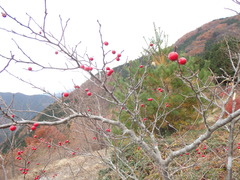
[0,0,238,95]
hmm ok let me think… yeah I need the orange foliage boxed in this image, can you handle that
[215,23,228,30]
[25,126,67,146]
[25,136,39,146]
[196,30,214,41]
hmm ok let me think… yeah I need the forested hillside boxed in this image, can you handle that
[174,14,240,55]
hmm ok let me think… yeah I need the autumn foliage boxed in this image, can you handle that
[225,94,240,114]
[25,126,66,146]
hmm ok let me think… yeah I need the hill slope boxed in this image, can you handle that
[174,14,240,56]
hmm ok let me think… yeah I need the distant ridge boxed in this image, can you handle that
[0,92,55,143]
[0,92,55,120]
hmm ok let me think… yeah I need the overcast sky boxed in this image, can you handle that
[0,0,238,95]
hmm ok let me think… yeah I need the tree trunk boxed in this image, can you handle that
[226,119,237,180]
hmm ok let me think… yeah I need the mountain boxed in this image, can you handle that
[0,92,55,120]
[0,92,55,143]
[174,14,240,56]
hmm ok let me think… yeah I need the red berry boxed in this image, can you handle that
[55,51,58,55]
[34,123,39,127]
[89,57,94,61]
[31,126,36,131]
[178,57,187,65]
[34,135,37,138]
[112,50,116,54]
[140,104,145,107]
[87,92,92,96]
[165,103,170,107]
[80,65,85,69]
[107,69,114,76]
[168,52,178,61]
[1,12,6,18]
[109,69,114,73]
[9,125,16,131]
[117,54,121,57]
[65,140,69,143]
[63,92,69,97]
[104,41,109,46]
[74,85,80,89]
[106,67,111,70]
[11,114,15,118]
[148,98,153,101]
[28,67,32,71]
[139,65,144,68]
[106,128,111,132]
[93,137,97,140]
[149,43,154,47]
[85,88,89,92]
[84,66,93,71]
[116,57,120,61]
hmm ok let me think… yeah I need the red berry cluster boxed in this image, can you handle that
[31,122,39,131]
[116,54,121,61]
[79,65,93,71]
[168,51,187,65]
[106,67,114,76]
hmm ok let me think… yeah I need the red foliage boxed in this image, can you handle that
[225,95,240,114]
